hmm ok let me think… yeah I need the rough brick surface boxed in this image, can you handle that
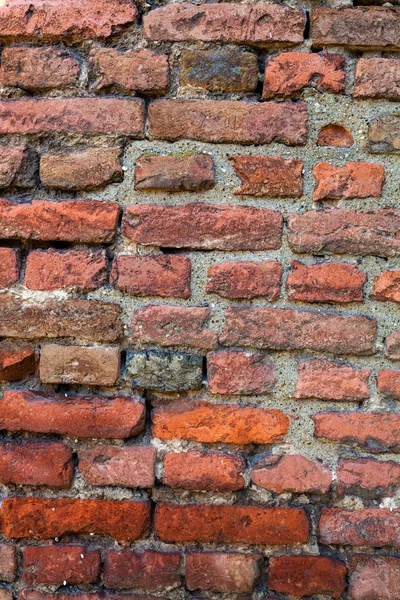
[368,115,400,153]
[378,370,400,399]
[319,508,400,547]
[354,58,400,100]
[0,545,17,583]
[207,351,276,395]
[0,248,19,288]
[318,124,354,147]
[312,162,385,200]
[104,550,181,590]
[135,154,214,192]
[0,345,36,382]
[163,451,245,491]
[251,454,332,494]
[207,261,282,300]
[269,556,346,599]
[127,351,202,391]
[337,458,400,497]
[385,331,400,360]
[229,156,303,197]
[372,270,400,303]
[0,146,35,188]
[186,553,261,593]
[181,49,258,92]
[295,358,371,401]
[22,546,101,585]
[0,441,72,487]
[348,556,400,600]
[79,446,156,488]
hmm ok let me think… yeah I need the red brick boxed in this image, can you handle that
[263,52,345,98]
[130,306,218,350]
[368,115,400,153]
[181,49,258,92]
[40,148,123,190]
[123,204,283,251]
[295,358,371,401]
[22,546,100,585]
[354,58,400,100]
[89,48,168,93]
[385,331,400,360]
[287,260,366,303]
[0,146,35,188]
[0,98,144,136]
[0,345,36,381]
[313,412,400,452]
[25,250,107,291]
[144,3,305,45]
[288,209,400,257]
[312,7,400,49]
[0,0,137,40]
[0,47,79,90]
[79,446,156,487]
[0,390,145,439]
[229,156,303,197]
[373,270,400,303]
[0,441,72,487]
[111,255,191,299]
[155,502,309,544]
[0,545,17,582]
[348,556,400,600]
[0,199,119,243]
[251,454,332,494]
[313,161,384,200]
[0,497,150,541]
[269,556,346,599]
[378,370,400,399]
[318,124,354,147]
[220,308,376,355]
[104,550,180,590]
[0,248,19,288]
[135,154,214,192]
[39,345,120,386]
[153,401,289,445]
[163,451,245,492]
[319,508,400,547]
[186,553,261,593]
[0,297,122,342]
[148,100,308,145]
[207,260,282,300]
[337,458,400,497]
[207,351,276,395]
[20,593,162,600]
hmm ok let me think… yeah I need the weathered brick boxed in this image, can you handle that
[0,0,137,40]
[0,146,36,188]
[318,124,354,147]
[0,390,145,439]
[0,545,17,583]
[287,261,366,303]
[207,260,282,300]
[127,351,202,391]
[163,451,245,492]
[19,593,160,600]
[313,162,385,200]
[181,49,258,92]
[40,148,123,190]
[39,345,120,386]
[0,248,19,288]
[368,115,400,152]
[89,48,168,93]
[0,441,72,487]
[149,100,307,145]
[220,308,376,355]
[155,502,309,544]
[337,458,400,497]
[104,550,181,590]
[229,156,303,197]
[0,47,80,90]
[144,3,305,45]
[311,7,400,50]
[79,446,156,488]
[111,255,191,299]
[319,508,400,547]
[22,546,100,585]
[153,401,289,444]
[0,199,119,243]
[385,331,400,360]
[269,556,346,599]
[263,52,345,98]
[0,591,12,600]
[0,497,150,541]
[186,553,261,593]
[123,204,283,251]
[25,250,107,291]
[288,209,400,257]
[313,412,400,452]
[378,370,400,399]
[0,98,144,136]
[372,270,400,303]
[251,454,332,494]
[130,306,218,351]
[295,359,371,401]
[207,351,276,395]
[135,154,214,192]
[0,345,36,382]
[0,297,123,342]
[348,556,400,600]
[354,58,400,100]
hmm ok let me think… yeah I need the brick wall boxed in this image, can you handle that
[0,0,399,599]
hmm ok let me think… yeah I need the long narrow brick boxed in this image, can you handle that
[348,556,400,600]
[79,446,156,488]
[229,156,303,197]
[0,442,73,487]
[104,550,181,590]
[269,556,346,599]
[337,458,400,497]
[295,358,371,401]
[319,508,400,547]
[22,546,101,585]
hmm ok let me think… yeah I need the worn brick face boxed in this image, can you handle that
[79,446,156,488]
[104,550,181,590]
[22,546,101,585]
[295,358,371,401]
[319,508,400,547]
[337,458,400,497]
[206,261,282,300]
[186,553,261,593]
[251,454,332,494]
[354,58,400,100]
[368,115,400,153]
[181,49,258,92]
[0,545,17,583]
[0,248,19,288]
[0,146,35,188]
[318,124,354,147]
[207,350,277,395]
[269,556,346,599]
[0,345,36,382]
[348,556,400,600]
[313,162,385,200]
[229,156,303,197]
[135,154,214,192]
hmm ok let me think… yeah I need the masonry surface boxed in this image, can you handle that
[0,0,399,599]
